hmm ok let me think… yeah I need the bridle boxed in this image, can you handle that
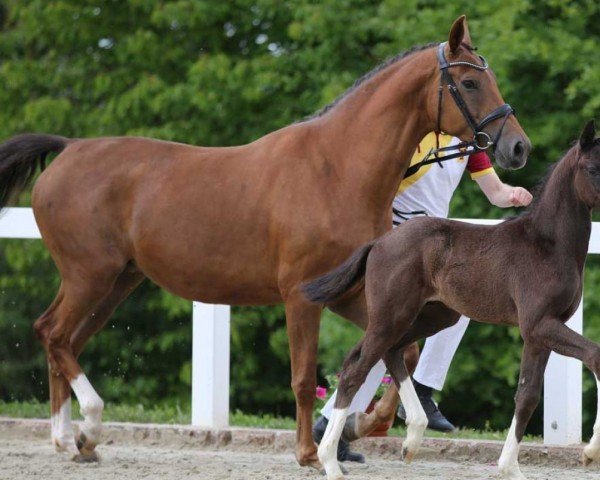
[404,41,515,178]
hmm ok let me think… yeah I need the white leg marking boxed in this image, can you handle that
[399,377,427,463]
[498,416,526,479]
[584,375,600,464]
[71,374,104,445]
[51,399,77,453]
[317,408,348,480]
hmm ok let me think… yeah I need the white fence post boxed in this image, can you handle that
[543,300,583,445]
[191,302,230,428]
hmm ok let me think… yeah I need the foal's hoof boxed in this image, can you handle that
[583,450,596,466]
[583,444,600,466]
[319,463,348,476]
[72,451,99,463]
[402,446,416,464]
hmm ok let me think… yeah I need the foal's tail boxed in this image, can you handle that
[302,241,375,304]
[0,134,69,209]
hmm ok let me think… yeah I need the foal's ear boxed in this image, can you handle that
[448,15,471,53]
[580,119,596,152]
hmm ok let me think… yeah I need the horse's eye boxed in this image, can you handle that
[461,79,478,90]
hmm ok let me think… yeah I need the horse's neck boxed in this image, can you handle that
[314,50,437,219]
[530,155,591,265]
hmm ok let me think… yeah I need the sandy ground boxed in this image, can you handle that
[1,437,600,480]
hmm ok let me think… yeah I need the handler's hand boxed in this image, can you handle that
[509,187,533,207]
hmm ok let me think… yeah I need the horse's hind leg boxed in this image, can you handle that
[37,267,124,460]
[34,286,77,454]
[68,269,145,458]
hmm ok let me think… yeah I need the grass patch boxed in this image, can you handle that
[0,400,541,442]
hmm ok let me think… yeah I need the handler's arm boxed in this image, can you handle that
[475,170,533,208]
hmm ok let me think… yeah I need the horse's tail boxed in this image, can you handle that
[302,241,376,304]
[0,134,70,209]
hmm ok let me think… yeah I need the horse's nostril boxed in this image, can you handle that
[513,141,524,159]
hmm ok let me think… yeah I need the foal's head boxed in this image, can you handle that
[574,120,600,208]
[430,16,531,169]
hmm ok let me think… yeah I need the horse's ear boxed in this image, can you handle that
[448,15,471,53]
[580,119,596,152]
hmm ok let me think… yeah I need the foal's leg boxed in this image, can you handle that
[584,374,600,465]
[383,346,427,463]
[349,343,417,440]
[351,302,460,439]
[530,317,600,466]
[318,333,394,480]
[498,343,550,480]
[284,296,322,469]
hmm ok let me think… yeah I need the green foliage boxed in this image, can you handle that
[0,0,599,437]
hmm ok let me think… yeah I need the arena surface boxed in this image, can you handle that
[1,418,600,480]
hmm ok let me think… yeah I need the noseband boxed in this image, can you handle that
[404,42,515,178]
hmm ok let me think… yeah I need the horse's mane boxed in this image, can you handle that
[303,42,438,121]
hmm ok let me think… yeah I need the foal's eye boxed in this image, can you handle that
[461,79,478,90]
[587,165,600,176]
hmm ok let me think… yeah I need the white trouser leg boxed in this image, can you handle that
[498,416,526,479]
[70,374,104,447]
[584,375,600,463]
[413,316,470,390]
[321,360,387,419]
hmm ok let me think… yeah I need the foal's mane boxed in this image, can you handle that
[304,42,437,121]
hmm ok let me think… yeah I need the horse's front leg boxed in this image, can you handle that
[584,375,600,464]
[498,342,550,480]
[284,296,322,469]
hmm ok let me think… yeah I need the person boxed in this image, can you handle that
[313,132,533,463]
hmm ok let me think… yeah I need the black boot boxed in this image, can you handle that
[397,380,456,433]
[312,416,366,463]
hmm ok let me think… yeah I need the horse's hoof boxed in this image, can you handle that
[72,451,99,463]
[583,451,595,466]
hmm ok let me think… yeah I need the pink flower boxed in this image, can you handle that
[381,375,393,385]
[316,386,328,400]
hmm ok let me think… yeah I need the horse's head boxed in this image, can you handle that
[429,16,531,170]
[574,120,600,208]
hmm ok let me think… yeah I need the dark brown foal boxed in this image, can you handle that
[304,120,600,480]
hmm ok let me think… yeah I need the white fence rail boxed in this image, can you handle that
[1,208,596,444]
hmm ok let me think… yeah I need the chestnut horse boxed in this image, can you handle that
[303,120,600,480]
[0,16,529,467]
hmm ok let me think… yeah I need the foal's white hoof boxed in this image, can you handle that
[583,443,600,466]
[498,465,527,480]
[318,448,345,479]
